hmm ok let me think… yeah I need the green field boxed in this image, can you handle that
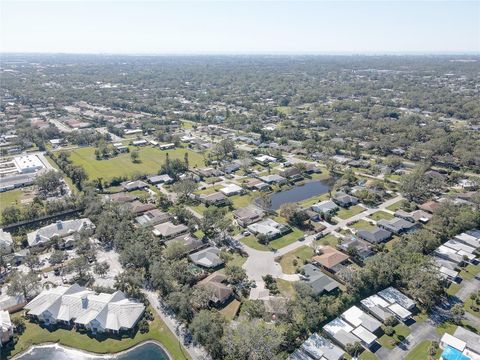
[378,324,411,349]
[0,189,23,215]
[350,219,377,231]
[337,205,365,219]
[369,211,394,221]
[405,340,441,360]
[67,146,204,181]
[6,309,189,360]
[269,226,305,250]
[277,245,314,274]
[315,234,339,247]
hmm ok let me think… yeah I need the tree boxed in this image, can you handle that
[69,256,90,281]
[345,342,363,357]
[255,192,272,212]
[93,261,110,277]
[1,206,21,225]
[224,264,247,285]
[49,250,67,265]
[7,271,40,300]
[451,304,465,324]
[35,170,63,196]
[114,269,144,299]
[241,300,266,320]
[130,150,140,163]
[190,310,225,358]
[222,319,284,360]
[172,179,197,201]
[164,240,187,260]
[24,253,40,272]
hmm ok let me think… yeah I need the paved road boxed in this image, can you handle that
[241,195,404,297]
[376,319,439,360]
[455,276,480,301]
[143,289,209,360]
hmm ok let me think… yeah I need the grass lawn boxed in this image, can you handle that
[378,324,411,349]
[359,351,379,360]
[219,299,241,320]
[446,282,461,296]
[315,234,339,247]
[0,189,23,215]
[436,321,457,335]
[230,193,254,209]
[68,146,203,181]
[194,186,218,195]
[6,308,189,360]
[277,246,314,274]
[337,205,365,220]
[464,295,480,318]
[189,203,208,216]
[276,279,297,299]
[240,235,270,251]
[296,192,330,208]
[269,227,305,250]
[386,200,408,212]
[459,263,480,281]
[369,211,394,221]
[350,219,377,231]
[405,340,441,360]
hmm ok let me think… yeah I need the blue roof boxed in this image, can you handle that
[441,346,471,360]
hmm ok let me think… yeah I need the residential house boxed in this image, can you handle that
[312,246,350,274]
[333,192,359,208]
[454,233,480,249]
[418,200,440,214]
[135,209,171,227]
[131,139,147,146]
[301,264,340,295]
[0,310,13,347]
[152,221,189,240]
[219,183,245,196]
[233,206,264,227]
[323,318,362,350]
[148,174,173,185]
[338,237,373,260]
[27,219,95,247]
[159,143,175,150]
[263,296,288,321]
[360,294,396,323]
[0,229,13,253]
[259,174,287,185]
[121,180,148,192]
[127,201,156,215]
[189,247,224,269]
[341,306,382,335]
[255,154,277,165]
[377,218,418,235]
[311,200,338,215]
[357,227,392,244]
[440,326,480,360]
[289,333,344,360]
[106,192,137,203]
[247,219,291,240]
[377,287,415,321]
[279,167,302,180]
[196,167,223,178]
[197,273,233,306]
[199,192,229,206]
[25,284,144,334]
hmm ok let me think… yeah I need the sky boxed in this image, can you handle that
[1,1,479,54]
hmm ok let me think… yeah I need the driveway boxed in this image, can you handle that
[376,319,439,360]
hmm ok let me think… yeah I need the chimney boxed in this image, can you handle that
[56,221,63,230]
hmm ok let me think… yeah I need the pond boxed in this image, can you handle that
[14,342,170,360]
[267,180,332,210]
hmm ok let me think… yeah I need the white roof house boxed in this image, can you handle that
[444,239,476,255]
[351,326,377,347]
[387,303,412,321]
[25,284,144,333]
[312,200,338,214]
[1,310,13,346]
[219,183,244,196]
[341,305,382,333]
[378,287,416,310]
[247,219,290,239]
[454,233,480,249]
[255,154,277,164]
[290,333,344,360]
[152,222,189,239]
[189,247,223,268]
[27,219,95,247]
[360,294,393,322]
[323,318,361,349]
[0,229,13,253]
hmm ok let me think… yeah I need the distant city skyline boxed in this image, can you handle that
[1,1,479,54]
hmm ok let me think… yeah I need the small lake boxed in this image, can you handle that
[14,342,169,360]
[267,180,332,210]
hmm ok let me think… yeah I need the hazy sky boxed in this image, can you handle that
[1,1,479,54]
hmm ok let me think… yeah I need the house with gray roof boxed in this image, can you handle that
[332,192,359,208]
[148,174,173,184]
[301,264,340,295]
[27,219,95,247]
[311,200,338,215]
[152,221,189,240]
[135,209,171,227]
[0,229,13,253]
[233,206,264,227]
[377,218,418,235]
[259,174,287,185]
[289,333,344,360]
[357,227,392,244]
[189,247,223,268]
[121,180,148,192]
